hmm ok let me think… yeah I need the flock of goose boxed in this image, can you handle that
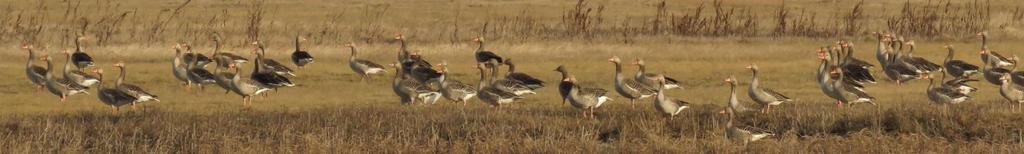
[18,31,1023,144]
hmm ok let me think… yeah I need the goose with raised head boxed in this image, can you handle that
[652,75,690,118]
[556,65,573,104]
[62,50,100,87]
[186,49,217,90]
[228,60,271,106]
[927,71,970,105]
[395,35,431,69]
[182,44,212,68]
[874,32,892,66]
[171,44,191,86]
[437,62,476,105]
[723,107,773,145]
[71,36,94,69]
[42,56,89,103]
[881,45,926,85]
[406,50,442,83]
[472,37,504,69]
[391,62,441,105]
[210,34,249,68]
[24,45,47,92]
[609,56,656,108]
[943,77,979,95]
[346,43,387,81]
[291,35,314,69]
[746,64,793,113]
[395,34,412,62]
[113,62,159,106]
[475,63,523,108]
[896,41,942,74]
[839,42,876,85]
[503,59,544,89]
[721,76,755,114]
[982,56,1013,85]
[251,42,296,89]
[254,42,296,77]
[93,69,135,113]
[999,73,1024,111]
[829,66,876,107]
[633,58,680,90]
[488,59,535,95]
[942,45,979,78]
[557,65,611,118]
[978,32,1014,68]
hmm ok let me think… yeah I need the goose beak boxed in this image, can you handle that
[718,108,727,114]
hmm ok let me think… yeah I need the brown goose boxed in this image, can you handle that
[406,50,442,83]
[474,62,523,108]
[24,45,47,92]
[71,37,94,69]
[212,61,236,94]
[228,62,271,106]
[437,61,477,105]
[171,44,191,86]
[113,62,160,106]
[346,43,387,81]
[652,75,690,118]
[609,56,656,108]
[746,64,793,113]
[182,44,212,68]
[982,56,1013,85]
[211,34,249,68]
[723,107,773,145]
[395,34,411,62]
[186,50,217,90]
[838,42,876,85]
[502,59,544,89]
[62,50,100,87]
[927,71,970,105]
[255,43,296,77]
[828,66,876,107]
[556,65,573,104]
[93,69,135,113]
[42,56,89,103]
[721,76,755,114]
[942,45,979,78]
[251,42,296,89]
[391,62,441,105]
[488,59,535,95]
[898,41,942,74]
[473,37,504,69]
[999,73,1024,111]
[633,58,680,90]
[559,66,611,118]
[978,32,1014,67]
[291,35,314,69]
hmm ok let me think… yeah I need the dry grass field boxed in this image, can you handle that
[3,0,1024,153]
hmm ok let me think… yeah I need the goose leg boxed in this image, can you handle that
[630,99,636,109]
[590,107,596,119]
[60,95,66,103]
[35,85,43,93]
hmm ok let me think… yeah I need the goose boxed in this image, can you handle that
[942,77,979,95]
[942,45,980,78]
[881,45,925,85]
[488,60,535,95]
[437,61,476,105]
[186,50,217,90]
[999,73,1024,111]
[633,58,681,90]
[746,64,793,113]
[609,56,656,108]
[390,62,441,105]
[71,37,94,69]
[927,71,970,105]
[982,56,1013,85]
[721,76,756,114]
[228,61,272,106]
[406,50,442,83]
[873,32,892,66]
[817,47,847,107]
[182,44,212,68]
[171,44,191,86]
[502,58,545,89]
[474,62,523,108]
[210,34,249,68]
[652,75,690,118]
[24,45,47,92]
[42,56,89,103]
[113,62,160,107]
[898,41,942,74]
[838,42,876,85]
[978,32,1014,67]
[564,76,611,119]
[62,50,100,87]
[251,43,296,89]
[395,34,411,62]
[255,43,297,77]
[211,60,236,94]
[93,69,135,113]
[291,35,314,69]
[555,65,574,104]
[472,37,504,69]
[723,107,773,145]
[829,66,876,106]
[346,43,388,81]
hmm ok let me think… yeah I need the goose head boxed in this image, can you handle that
[607,56,621,64]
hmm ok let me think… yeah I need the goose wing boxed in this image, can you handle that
[624,79,657,95]
[71,52,94,67]
[475,51,503,63]
[507,73,545,89]
[759,88,791,100]
[117,84,158,99]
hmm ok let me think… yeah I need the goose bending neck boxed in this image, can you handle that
[117,66,126,86]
